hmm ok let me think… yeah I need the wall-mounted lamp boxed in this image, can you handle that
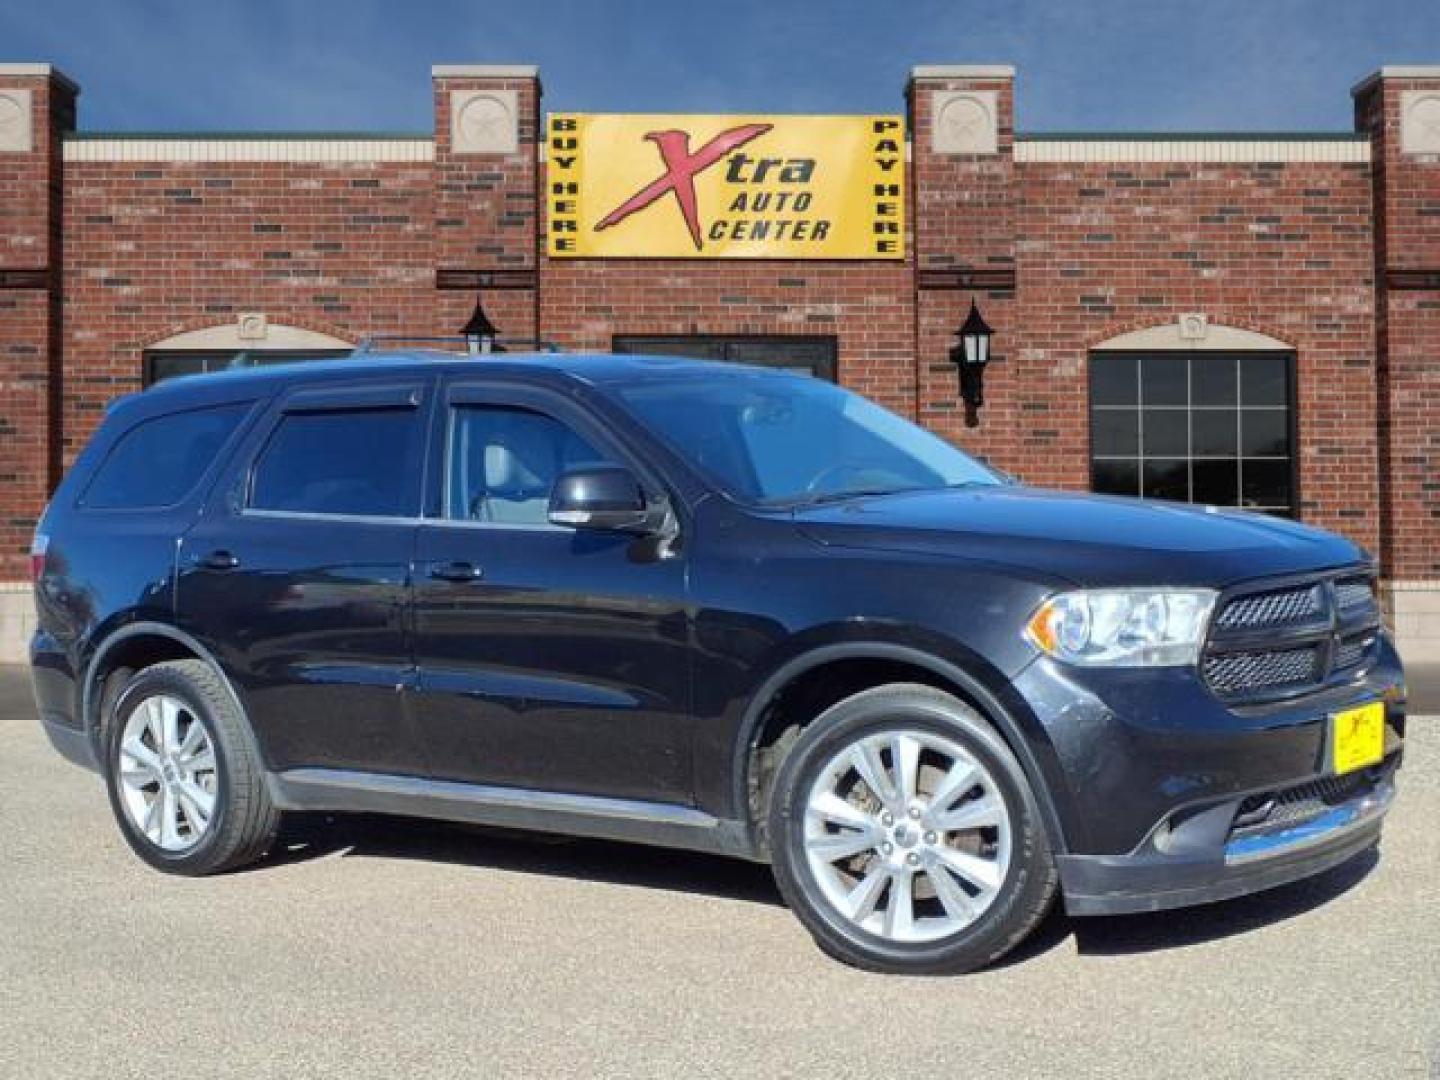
[949,300,994,428]
[460,294,503,355]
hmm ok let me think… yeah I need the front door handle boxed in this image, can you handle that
[428,560,483,583]
[197,549,240,571]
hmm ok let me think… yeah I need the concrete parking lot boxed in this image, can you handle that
[1,666,1435,1079]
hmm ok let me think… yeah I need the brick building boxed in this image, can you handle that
[0,61,1437,661]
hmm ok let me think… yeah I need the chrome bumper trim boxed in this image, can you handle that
[1224,779,1395,866]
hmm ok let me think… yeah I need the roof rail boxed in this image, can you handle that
[353,335,563,356]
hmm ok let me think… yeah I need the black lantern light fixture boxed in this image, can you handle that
[460,293,503,355]
[949,299,994,428]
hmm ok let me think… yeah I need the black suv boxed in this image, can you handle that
[30,352,1405,973]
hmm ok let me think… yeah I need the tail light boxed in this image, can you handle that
[29,532,49,583]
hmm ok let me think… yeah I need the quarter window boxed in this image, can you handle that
[447,406,605,526]
[82,402,251,509]
[250,407,420,517]
[1089,352,1295,515]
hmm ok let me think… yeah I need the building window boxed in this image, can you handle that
[143,349,350,387]
[1089,351,1296,515]
[612,335,837,380]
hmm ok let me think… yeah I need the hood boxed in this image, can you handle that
[794,486,1366,588]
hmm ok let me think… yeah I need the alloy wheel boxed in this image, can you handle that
[116,694,219,852]
[802,728,1012,943]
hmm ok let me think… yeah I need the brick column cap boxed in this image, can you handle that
[0,62,78,92]
[432,64,538,79]
[910,64,1015,82]
[1352,65,1440,96]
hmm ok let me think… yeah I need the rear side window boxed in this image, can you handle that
[250,407,420,517]
[82,402,250,509]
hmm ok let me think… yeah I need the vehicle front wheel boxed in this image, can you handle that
[768,683,1057,974]
[104,659,280,875]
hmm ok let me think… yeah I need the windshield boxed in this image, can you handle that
[609,370,1005,506]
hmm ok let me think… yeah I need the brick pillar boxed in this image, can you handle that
[1354,66,1440,659]
[430,65,541,346]
[908,65,1023,470]
[0,64,75,582]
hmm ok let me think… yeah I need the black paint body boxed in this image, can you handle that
[29,353,1407,912]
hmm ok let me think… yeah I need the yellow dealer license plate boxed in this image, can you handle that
[1331,701,1385,776]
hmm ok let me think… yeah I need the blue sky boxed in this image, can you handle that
[3,0,1436,133]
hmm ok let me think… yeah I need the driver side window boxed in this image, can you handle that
[446,405,605,526]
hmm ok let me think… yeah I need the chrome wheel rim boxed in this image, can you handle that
[117,694,218,853]
[803,728,1012,944]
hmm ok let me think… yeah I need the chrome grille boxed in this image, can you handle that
[1213,585,1323,630]
[1202,567,1383,700]
[1202,647,1319,695]
[1334,634,1375,671]
[1335,576,1377,613]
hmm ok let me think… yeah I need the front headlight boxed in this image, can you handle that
[1025,589,1218,667]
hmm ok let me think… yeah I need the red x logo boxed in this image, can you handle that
[595,123,773,251]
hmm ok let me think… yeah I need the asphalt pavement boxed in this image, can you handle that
[1,666,1436,1079]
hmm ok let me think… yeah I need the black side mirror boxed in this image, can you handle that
[549,465,656,533]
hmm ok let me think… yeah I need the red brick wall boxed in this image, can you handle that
[538,256,917,416]
[60,157,437,455]
[0,72,73,579]
[1357,74,1440,580]
[909,73,1379,554]
[431,73,540,341]
[4,62,1435,587]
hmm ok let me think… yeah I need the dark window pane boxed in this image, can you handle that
[728,340,831,376]
[1191,410,1238,458]
[1140,356,1187,406]
[1240,459,1292,509]
[1241,410,1290,457]
[618,338,725,360]
[1192,459,1240,506]
[84,403,250,509]
[448,407,604,525]
[1090,355,1138,407]
[1092,459,1139,497]
[1142,409,1189,457]
[615,336,835,379]
[1191,356,1238,407]
[252,408,418,516]
[146,354,212,386]
[1240,355,1289,406]
[1142,458,1189,501]
[1091,409,1139,457]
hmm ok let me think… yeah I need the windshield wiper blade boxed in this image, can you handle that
[781,487,917,509]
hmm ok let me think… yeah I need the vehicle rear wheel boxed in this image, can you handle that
[104,659,280,875]
[768,683,1057,973]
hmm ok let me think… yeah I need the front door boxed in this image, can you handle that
[614,334,837,380]
[177,378,432,777]
[409,380,693,803]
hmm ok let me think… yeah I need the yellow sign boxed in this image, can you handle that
[547,113,905,259]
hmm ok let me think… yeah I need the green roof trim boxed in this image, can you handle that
[1018,131,1369,142]
[65,131,432,141]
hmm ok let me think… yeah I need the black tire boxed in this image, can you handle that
[768,683,1057,974]
[103,659,280,875]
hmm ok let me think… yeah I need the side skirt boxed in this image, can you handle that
[267,768,761,860]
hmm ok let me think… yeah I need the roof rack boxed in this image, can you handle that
[353,335,564,356]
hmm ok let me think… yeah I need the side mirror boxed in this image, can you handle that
[549,465,656,533]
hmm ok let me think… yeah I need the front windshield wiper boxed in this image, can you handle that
[776,487,923,510]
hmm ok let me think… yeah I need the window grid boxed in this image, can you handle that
[1088,352,1295,515]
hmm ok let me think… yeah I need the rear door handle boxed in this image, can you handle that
[197,549,240,571]
[428,560,483,583]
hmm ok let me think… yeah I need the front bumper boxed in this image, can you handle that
[1059,761,1396,915]
[1009,632,1406,917]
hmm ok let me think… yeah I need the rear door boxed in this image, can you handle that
[408,378,693,803]
[176,378,433,776]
